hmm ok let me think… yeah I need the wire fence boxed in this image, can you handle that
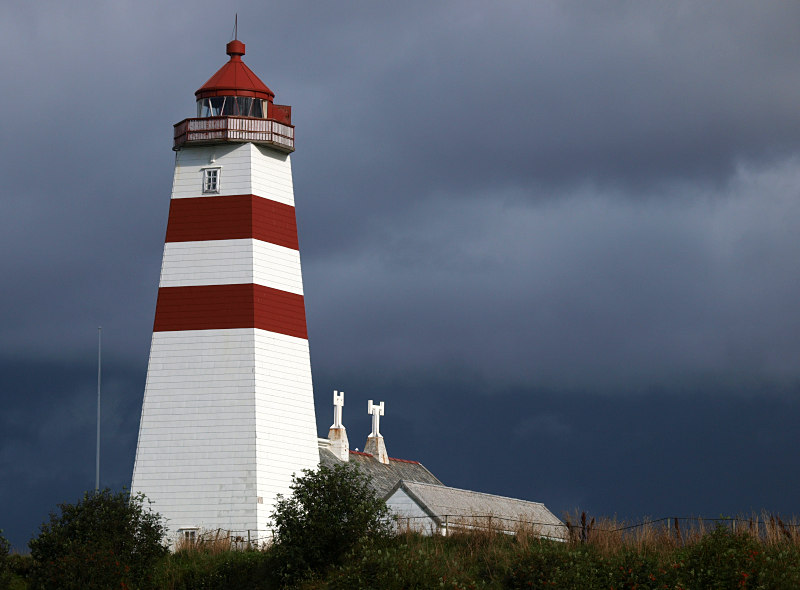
[175,513,800,550]
[394,514,566,540]
[393,513,800,545]
[175,528,274,551]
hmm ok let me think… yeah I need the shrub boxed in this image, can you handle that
[756,544,800,588]
[504,539,577,589]
[28,488,167,590]
[271,463,392,582]
[6,553,34,579]
[604,549,677,590]
[677,525,764,589]
[155,549,279,590]
[0,529,10,587]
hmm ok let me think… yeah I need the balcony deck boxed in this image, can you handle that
[174,116,295,152]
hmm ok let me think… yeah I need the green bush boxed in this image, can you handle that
[504,539,578,589]
[0,529,10,588]
[151,528,800,590]
[676,525,764,589]
[756,545,800,589]
[28,488,167,590]
[603,549,677,590]
[6,553,34,579]
[271,463,392,583]
[155,549,279,590]
[329,536,465,590]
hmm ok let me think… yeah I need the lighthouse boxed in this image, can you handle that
[131,39,319,542]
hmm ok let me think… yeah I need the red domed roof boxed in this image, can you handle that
[195,40,275,101]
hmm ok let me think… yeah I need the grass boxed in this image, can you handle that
[8,513,800,589]
[320,512,800,589]
[562,511,800,553]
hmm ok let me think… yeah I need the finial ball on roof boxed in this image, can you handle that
[226,40,246,57]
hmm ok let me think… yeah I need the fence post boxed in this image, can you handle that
[444,515,448,537]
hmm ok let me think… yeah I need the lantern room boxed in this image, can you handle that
[173,39,295,152]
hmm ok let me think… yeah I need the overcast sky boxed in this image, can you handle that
[2,1,800,550]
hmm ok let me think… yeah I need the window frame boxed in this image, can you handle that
[201,167,221,194]
[177,528,198,542]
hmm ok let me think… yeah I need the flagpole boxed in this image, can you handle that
[96,326,102,492]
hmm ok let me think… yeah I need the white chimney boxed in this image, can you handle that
[327,390,349,461]
[364,399,389,464]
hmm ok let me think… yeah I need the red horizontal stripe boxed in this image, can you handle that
[153,284,307,339]
[164,195,299,250]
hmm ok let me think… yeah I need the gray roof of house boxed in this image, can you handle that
[319,447,444,498]
[388,480,567,540]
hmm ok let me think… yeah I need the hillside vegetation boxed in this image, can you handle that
[4,471,800,589]
[6,514,800,589]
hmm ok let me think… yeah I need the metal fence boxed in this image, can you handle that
[176,528,274,550]
[175,514,800,550]
[394,514,566,540]
[393,513,800,545]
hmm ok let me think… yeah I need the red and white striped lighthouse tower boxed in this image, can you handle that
[131,39,319,541]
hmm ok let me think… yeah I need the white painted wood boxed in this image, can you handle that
[159,239,304,294]
[386,488,437,534]
[251,144,295,204]
[252,328,319,538]
[132,329,256,535]
[133,137,315,544]
[171,143,294,206]
[132,328,318,540]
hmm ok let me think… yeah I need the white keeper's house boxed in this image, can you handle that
[131,38,564,544]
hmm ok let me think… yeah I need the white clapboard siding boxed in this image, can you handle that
[171,143,295,205]
[159,239,304,294]
[386,488,438,534]
[132,327,318,537]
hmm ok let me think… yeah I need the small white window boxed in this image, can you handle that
[202,168,220,194]
[178,528,198,543]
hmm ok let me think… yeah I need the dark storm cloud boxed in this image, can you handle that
[311,376,800,522]
[307,160,800,395]
[2,0,800,549]
[283,1,800,267]
[291,1,800,199]
[0,358,143,548]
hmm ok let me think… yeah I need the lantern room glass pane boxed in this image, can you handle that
[196,97,266,118]
[252,100,265,118]
[236,97,248,116]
